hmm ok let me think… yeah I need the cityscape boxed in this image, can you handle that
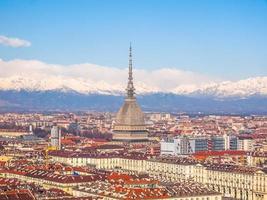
[0,1,267,200]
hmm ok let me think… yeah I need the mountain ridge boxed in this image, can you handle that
[0,74,267,113]
[0,75,267,98]
[0,89,267,114]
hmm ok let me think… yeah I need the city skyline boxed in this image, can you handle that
[0,1,267,200]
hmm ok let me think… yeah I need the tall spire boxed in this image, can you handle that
[126,43,135,98]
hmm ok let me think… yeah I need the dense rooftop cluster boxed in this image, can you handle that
[204,163,259,174]
[0,177,78,199]
[0,112,266,199]
[49,150,148,160]
[150,155,198,165]
[164,181,220,197]
[75,172,219,199]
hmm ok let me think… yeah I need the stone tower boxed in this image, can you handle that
[112,45,148,142]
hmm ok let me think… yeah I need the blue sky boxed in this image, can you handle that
[0,0,267,80]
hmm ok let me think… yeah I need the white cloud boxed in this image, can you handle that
[0,35,31,48]
[0,58,219,94]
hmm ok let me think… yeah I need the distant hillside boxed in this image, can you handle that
[0,90,267,114]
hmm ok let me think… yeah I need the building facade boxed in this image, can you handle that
[50,152,267,200]
[50,124,61,150]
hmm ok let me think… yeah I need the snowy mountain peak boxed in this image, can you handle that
[185,77,267,98]
[0,75,267,98]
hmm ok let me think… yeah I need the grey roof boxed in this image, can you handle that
[115,98,145,126]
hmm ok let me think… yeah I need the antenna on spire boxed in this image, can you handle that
[129,43,133,82]
[126,43,135,98]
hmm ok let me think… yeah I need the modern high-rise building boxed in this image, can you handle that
[224,134,238,150]
[161,135,232,155]
[211,135,225,151]
[112,45,148,142]
[188,136,209,153]
[50,124,61,150]
[160,135,190,155]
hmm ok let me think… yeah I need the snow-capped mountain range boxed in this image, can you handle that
[173,77,267,98]
[0,75,267,98]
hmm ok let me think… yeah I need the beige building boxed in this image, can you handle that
[50,152,267,200]
[195,164,266,200]
[0,169,103,194]
[72,182,222,200]
[247,151,267,167]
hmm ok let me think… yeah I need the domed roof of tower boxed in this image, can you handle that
[116,98,145,126]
